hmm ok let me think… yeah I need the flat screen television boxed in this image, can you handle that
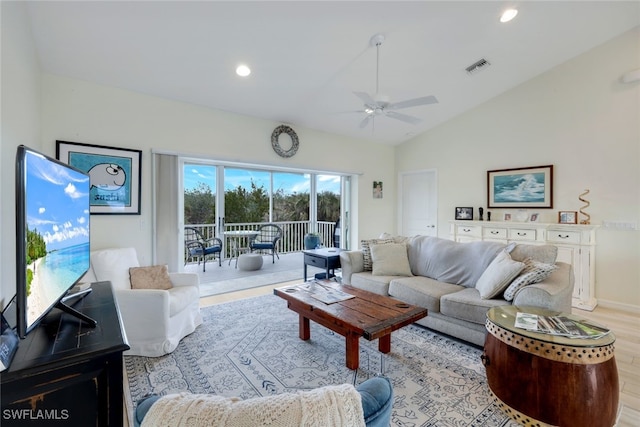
[15,145,95,338]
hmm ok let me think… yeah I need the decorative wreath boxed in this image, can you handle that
[271,125,299,158]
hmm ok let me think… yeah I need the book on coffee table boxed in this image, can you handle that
[515,312,610,339]
[308,288,355,304]
[294,281,355,304]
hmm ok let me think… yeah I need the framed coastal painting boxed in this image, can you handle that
[487,165,553,209]
[56,141,142,214]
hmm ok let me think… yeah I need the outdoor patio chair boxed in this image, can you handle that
[249,224,283,263]
[185,227,222,272]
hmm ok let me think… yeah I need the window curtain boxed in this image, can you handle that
[153,153,180,271]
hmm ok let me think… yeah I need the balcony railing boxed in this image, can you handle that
[186,221,338,260]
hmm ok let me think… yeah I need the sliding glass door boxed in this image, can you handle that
[182,162,219,240]
[180,159,349,269]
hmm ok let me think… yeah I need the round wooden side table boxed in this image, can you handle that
[483,306,619,427]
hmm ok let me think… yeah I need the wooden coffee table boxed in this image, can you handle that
[274,280,427,370]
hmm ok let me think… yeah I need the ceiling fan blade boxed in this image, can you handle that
[387,95,438,110]
[385,110,422,125]
[353,91,378,107]
[359,115,373,129]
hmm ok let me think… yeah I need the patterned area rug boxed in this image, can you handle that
[124,294,517,426]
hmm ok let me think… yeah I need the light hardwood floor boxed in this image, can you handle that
[201,285,640,426]
[572,305,640,426]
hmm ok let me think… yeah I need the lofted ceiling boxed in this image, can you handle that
[25,1,640,145]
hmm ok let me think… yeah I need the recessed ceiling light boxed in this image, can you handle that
[236,64,251,77]
[500,8,518,23]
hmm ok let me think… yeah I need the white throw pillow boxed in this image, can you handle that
[370,243,413,277]
[503,258,557,301]
[476,250,525,299]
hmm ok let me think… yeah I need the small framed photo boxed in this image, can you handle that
[455,207,473,220]
[504,213,512,221]
[558,211,577,224]
[373,181,383,199]
[529,213,540,222]
[56,140,142,215]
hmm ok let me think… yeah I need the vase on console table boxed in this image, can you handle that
[479,207,484,221]
[515,210,529,222]
[304,233,321,250]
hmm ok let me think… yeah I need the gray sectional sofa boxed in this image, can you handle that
[339,235,574,346]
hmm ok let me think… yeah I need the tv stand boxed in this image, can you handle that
[1,282,129,427]
[54,299,98,327]
[57,287,97,326]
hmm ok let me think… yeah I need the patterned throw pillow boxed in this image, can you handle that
[129,265,173,290]
[361,238,394,271]
[503,258,557,301]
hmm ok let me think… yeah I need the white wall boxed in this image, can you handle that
[3,4,637,312]
[397,28,640,310]
[0,2,42,308]
[40,74,397,266]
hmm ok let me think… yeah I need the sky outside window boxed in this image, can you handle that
[184,166,340,194]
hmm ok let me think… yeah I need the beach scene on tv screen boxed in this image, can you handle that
[25,152,90,328]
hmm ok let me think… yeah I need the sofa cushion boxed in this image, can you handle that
[503,258,558,301]
[476,250,525,299]
[388,276,464,313]
[407,236,505,287]
[351,272,393,295]
[440,288,508,325]
[129,265,173,290]
[510,244,558,264]
[370,243,413,277]
[360,238,394,271]
[90,247,140,291]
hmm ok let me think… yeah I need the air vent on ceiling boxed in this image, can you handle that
[465,58,491,75]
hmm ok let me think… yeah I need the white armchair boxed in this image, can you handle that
[81,247,202,357]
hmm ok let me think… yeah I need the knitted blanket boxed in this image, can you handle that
[141,384,366,427]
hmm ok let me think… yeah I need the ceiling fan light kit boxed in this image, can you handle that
[353,33,439,130]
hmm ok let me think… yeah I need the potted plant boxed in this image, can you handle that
[304,232,322,250]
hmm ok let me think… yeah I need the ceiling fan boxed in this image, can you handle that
[354,33,438,129]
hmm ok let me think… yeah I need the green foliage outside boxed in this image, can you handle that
[26,226,47,296]
[184,182,217,225]
[225,181,270,223]
[184,182,340,225]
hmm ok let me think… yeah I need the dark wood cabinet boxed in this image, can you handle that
[1,282,129,427]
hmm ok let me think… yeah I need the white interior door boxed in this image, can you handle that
[398,170,437,237]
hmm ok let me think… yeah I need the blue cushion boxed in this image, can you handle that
[189,246,220,257]
[134,395,160,427]
[251,243,273,250]
[357,376,394,427]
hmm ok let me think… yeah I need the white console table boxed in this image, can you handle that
[449,220,599,311]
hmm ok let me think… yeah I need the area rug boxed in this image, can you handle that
[124,294,517,426]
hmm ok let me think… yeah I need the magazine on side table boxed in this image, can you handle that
[515,312,610,339]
